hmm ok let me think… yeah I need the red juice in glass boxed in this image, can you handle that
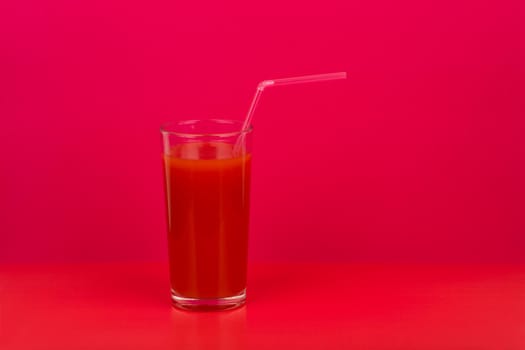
[161,120,252,310]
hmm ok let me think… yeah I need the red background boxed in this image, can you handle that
[1,0,524,263]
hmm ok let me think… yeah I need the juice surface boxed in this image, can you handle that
[163,142,251,299]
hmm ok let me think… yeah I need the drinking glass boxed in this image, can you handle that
[160,119,253,310]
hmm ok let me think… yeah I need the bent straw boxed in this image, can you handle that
[233,72,347,154]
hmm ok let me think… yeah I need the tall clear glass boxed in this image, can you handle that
[160,119,253,311]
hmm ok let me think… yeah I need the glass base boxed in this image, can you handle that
[171,289,246,311]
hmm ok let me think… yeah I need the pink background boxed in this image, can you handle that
[2,0,524,263]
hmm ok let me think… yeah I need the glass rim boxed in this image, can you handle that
[160,119,253,138]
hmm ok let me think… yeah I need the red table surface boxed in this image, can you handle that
[1,263,524,349]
